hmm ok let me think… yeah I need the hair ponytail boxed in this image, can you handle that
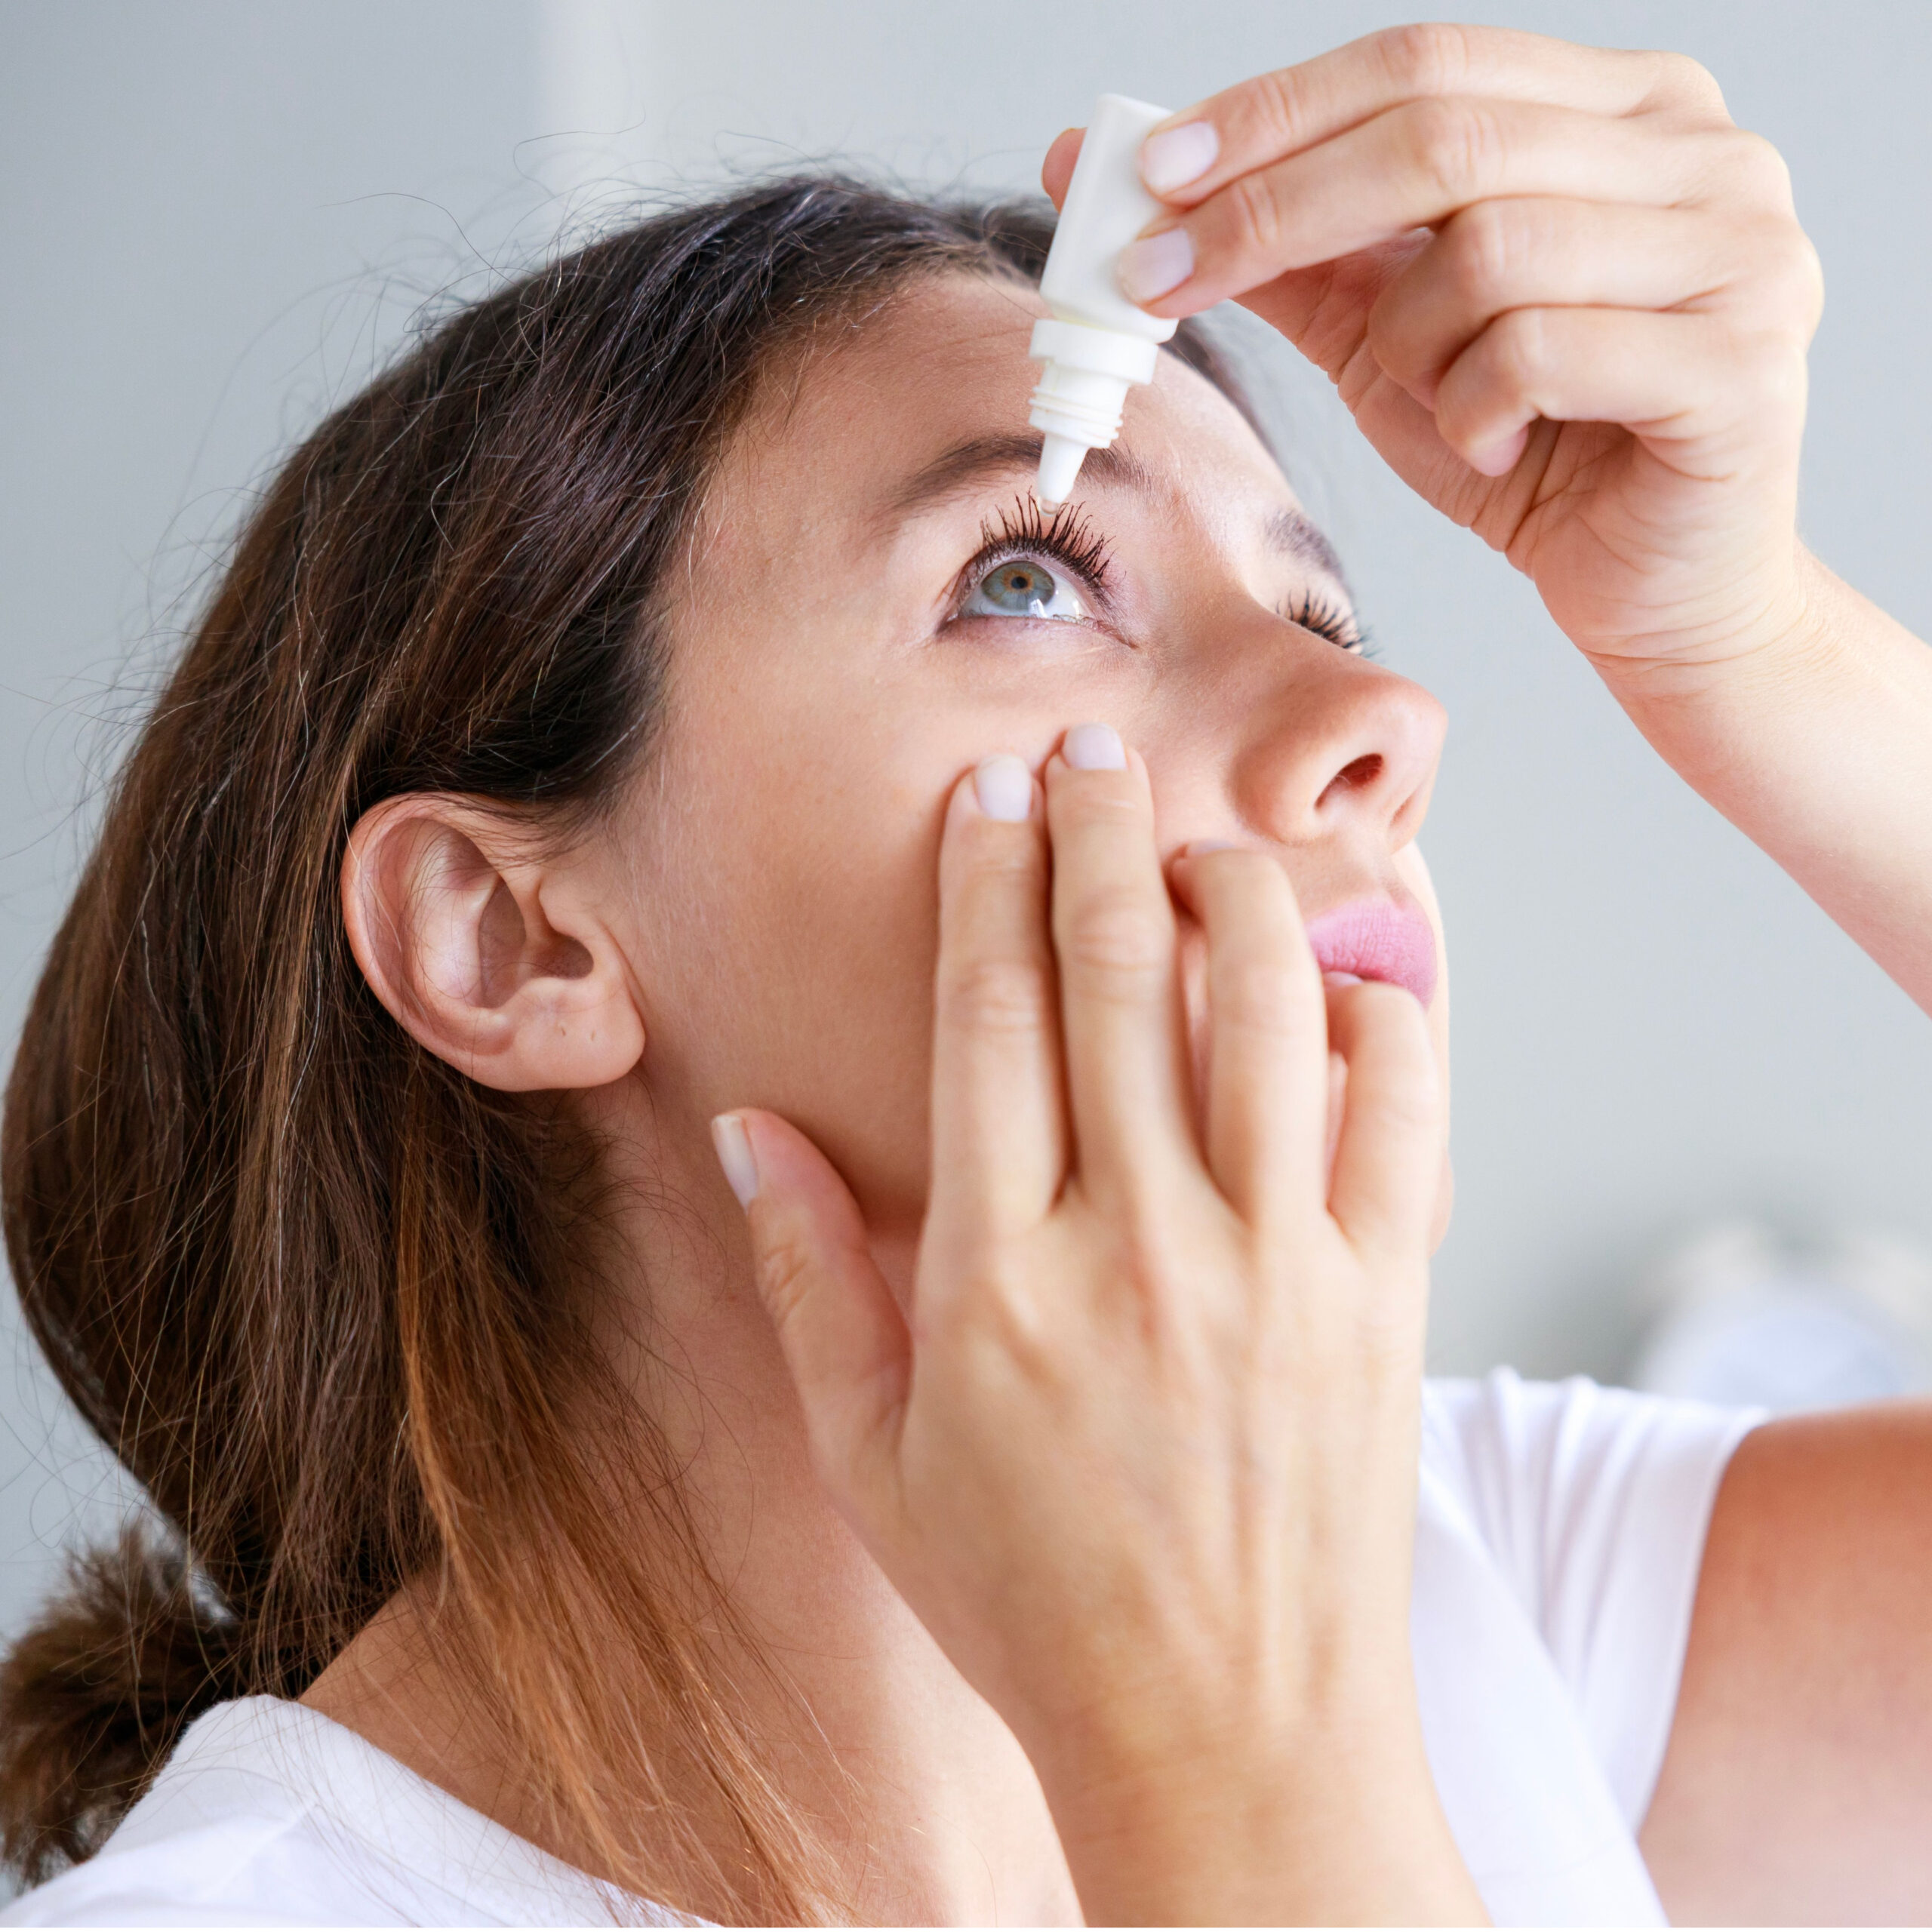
[0,1528,239,1884]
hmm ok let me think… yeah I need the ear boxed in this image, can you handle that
[341,795,645,1093]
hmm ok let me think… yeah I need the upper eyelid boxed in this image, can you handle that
[966,534,1104,595]
[946,508,1118,618]
[943,507,1361,640]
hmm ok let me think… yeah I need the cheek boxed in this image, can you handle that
[619,685,968,1232]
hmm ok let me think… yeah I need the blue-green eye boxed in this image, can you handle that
[962,555,1089,623]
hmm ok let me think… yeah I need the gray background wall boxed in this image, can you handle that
[4,0,1929,1640]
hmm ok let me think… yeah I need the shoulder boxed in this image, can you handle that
[1421,1367,1762,1570]
[0,1698,660,1928]
[2,1700,445,1927]
[3,1817,389,1927]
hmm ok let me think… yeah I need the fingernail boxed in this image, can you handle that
[711,1112,759,1208]
[1323,971,1364,989]
[1063,721,1126,771]
[973,754,1032,822]
[1141,121,1218,195]
[1117,227,1194,305]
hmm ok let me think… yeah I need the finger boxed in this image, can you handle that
[719,1109,909,1527]
[1366,200,1774,405]
[1323,982,1442,1259]
[1170,846,1326,1226]
[929,757,1065,1247]
[1431,305,1811,475]
[1126,99,1735,317]
[1045,725,1193,1199]
[1041,126,1082,209]
[1139,26,1728,209]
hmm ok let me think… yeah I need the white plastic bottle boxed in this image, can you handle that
[1029,93,1179,504]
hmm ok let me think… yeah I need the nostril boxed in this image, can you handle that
[1318,752,1384,807]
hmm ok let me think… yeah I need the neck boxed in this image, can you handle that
[306,1096,1078,1926]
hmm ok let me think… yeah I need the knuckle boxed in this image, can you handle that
[957,834,1039,900]
[755,1226,819,1335]
[1214,955,1303,1037]
[950,1260,1051,1360]
[1061,888,1168,988]
[940,955,1051,1038]
[1373,1078,1441,1141]
[1481,306,1548,400]
[1748,220,1825,331]
[1244,63,1314,152]
[1106,1217,1191,1312]
[1402,95,1500,207]
[1443,200,1518,306]
[1224,166,1287,261]
[1375,20,1475,98]
[1716,129,1795,209]
[1645,49,1727,119]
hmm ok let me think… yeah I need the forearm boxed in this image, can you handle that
[1600,546,1932,1017]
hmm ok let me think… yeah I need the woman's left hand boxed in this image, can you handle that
[1047,24,1824,690]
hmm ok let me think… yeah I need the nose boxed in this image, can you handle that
[1230,646,1446,854]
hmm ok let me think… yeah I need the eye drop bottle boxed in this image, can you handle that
[1030,92,1179,504]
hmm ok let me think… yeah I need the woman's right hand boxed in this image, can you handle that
[712,723,1481,1925]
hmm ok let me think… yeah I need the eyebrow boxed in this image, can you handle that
[879,432,1156,521]
[1263,506,1351,597]
[880,429,1352,595]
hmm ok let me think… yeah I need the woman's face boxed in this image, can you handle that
[608,274,1450,1244]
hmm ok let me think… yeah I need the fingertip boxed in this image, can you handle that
[1139,117,1220,199]
[1322,976,1436,1075]
[710,1111,758,1208]
[1460,422,1532,477]
[1062,720,1127,771]
[1041,125,1084,208]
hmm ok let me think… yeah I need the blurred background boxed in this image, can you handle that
[4,0,1931,1647]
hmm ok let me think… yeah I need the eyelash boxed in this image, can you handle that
[955,497,1371,655]
[1284,590,1370,656]
[961,498,1115,603]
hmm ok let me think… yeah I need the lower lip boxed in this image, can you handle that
[1303,900,1438,1008]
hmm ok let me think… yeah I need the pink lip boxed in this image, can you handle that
[1303,897,1438,1008]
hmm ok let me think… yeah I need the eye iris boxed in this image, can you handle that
[983,561,1056,614]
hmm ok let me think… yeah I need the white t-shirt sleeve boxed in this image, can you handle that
[1422,1369,1763,1827]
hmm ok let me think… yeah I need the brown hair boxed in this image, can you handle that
[0,175,1257,1919]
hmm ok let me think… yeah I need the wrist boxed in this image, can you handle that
[1032,1694,1486,1925]
[1588,546,1869,765]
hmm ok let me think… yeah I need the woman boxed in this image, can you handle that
[3,23,1929,1925]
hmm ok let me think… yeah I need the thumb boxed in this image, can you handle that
[712,1109,910,1527]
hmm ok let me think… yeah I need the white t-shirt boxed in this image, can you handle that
[4,1371,1759,1928]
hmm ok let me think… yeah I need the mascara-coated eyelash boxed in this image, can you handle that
[1284,589,1368,655]
[958,498,1115,608]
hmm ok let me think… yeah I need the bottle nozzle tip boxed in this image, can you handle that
[1035,431,1090,506]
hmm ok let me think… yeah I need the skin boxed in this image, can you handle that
[310,23,1932,1927]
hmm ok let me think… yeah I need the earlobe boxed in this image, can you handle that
[341,795,645,1093]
